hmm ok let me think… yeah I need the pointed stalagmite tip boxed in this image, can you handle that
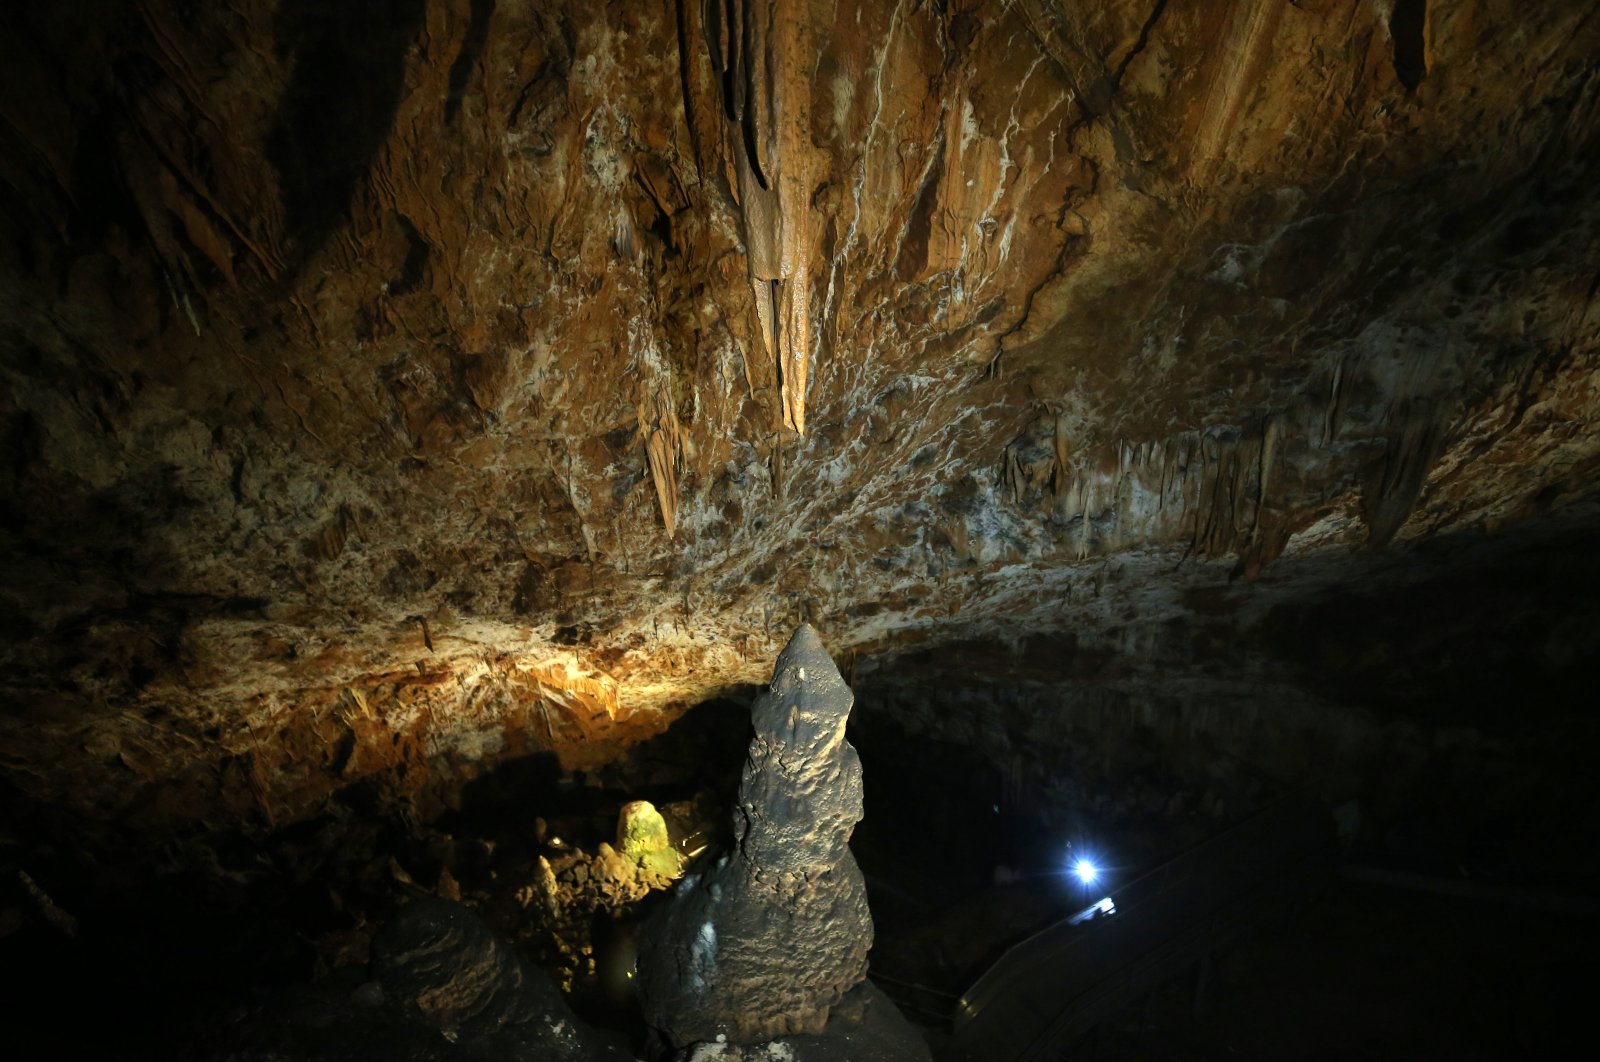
[783,622,824,656]
[770,623,849,703]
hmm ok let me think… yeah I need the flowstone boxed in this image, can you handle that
[636,624,873,1047]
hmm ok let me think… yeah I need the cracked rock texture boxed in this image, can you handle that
[1,0,1599,845]
[637,625,872,1047]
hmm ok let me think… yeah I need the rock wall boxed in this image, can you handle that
[1,0,1598,839]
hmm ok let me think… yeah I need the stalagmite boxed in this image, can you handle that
[636,624,872,1047]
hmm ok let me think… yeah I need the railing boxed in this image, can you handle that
[873,797,1337,1061]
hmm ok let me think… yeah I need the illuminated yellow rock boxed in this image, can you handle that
[617,800,681,881]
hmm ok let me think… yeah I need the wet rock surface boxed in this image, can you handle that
[638,625,873,1048]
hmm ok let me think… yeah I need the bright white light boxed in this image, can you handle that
[1067,896,1118,925]
[1073,859,1098,884]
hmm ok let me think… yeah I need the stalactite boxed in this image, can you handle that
[640,381,685,538]
[1363,397,1450,547]
[701,0,814,434]
[1256,414,1280,528]
[1051,412,1072,496]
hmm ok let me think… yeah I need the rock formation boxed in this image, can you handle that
[690,0,816,435]
[0,7,1596,1058]
[371,897,625,1058]
[618,798,684,880]
[678,981,932,1062]
[1,0,1598,994]
[214,897,630,1061]
[516,801,688,993]
[637,624,873,1047]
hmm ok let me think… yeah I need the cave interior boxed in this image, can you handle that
[2,0,1598,1059]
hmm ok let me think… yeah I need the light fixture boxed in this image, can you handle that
[1067,895,1117,925]
[1073,858,1098,884]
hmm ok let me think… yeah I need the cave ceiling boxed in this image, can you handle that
[1,0,1598,834]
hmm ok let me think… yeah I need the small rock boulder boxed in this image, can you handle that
[209,899,631,1061]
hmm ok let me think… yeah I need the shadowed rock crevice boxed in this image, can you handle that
[1390,0,1430,91]
[445,0,497,126]
[267,0,426,272]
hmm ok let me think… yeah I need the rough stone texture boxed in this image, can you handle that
[637,624,872,1047]
[678,981,932,1062]
[519,822,686,993]
[373,897,551,1038]
[211,898,630,1061]
[370,897,628,1058]
[1,0,1599,846]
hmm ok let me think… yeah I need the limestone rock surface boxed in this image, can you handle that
[0,0,1598,863]
[637,624,873,1047]
[618,799,682,880]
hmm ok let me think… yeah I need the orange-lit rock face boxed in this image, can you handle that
[1,1,1597,832]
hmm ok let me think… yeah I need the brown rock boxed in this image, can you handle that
[1,0,1598,931]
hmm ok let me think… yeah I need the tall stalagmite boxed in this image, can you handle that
[636,624,872,1047]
